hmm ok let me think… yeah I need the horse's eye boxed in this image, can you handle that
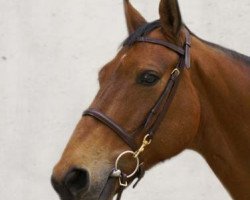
[138,71,160,86]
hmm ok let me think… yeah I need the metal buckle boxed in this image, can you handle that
[171,68,180,76]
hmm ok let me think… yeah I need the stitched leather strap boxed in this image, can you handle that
[98,177,117,200]
[83,109,137,150]
[146,61,184,138]
[143,63,183,135]
[135,37,185,55]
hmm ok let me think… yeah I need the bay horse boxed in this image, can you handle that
[51,0,250,200]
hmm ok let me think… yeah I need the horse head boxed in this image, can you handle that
[51,0,201,199]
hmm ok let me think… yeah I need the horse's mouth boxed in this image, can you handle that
[56,187,116,200]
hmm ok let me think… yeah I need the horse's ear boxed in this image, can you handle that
[124,0,147,34]
[159,0,183,41]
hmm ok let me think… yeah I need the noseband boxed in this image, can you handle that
[82,20,191,200]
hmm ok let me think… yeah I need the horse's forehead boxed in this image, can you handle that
[120,28,167,58]
[105,28,171,72]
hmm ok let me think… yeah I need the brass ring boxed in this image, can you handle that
[115,151,140,178]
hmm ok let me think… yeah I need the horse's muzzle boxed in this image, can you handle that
[51,168,90,200]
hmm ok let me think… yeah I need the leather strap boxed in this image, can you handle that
[143,63,183,138]
[146,61,184,139]
[135,37,185,55]
[83,109,137,150]
[184,29,191,68]
[98,176,117,200]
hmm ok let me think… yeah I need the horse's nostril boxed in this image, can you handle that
[51,176,74,200]
[64,168,90,196]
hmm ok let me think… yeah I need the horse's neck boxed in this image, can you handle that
[190,37,250,200]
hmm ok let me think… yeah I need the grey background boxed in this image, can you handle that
[0,0,249,199]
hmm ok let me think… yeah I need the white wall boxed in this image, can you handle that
[0,0,249,200]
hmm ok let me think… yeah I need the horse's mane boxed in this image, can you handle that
[202,40,250,66]
[185,26,250,67]
[123,20,250,67]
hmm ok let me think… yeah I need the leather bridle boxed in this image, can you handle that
[82,20,191,200]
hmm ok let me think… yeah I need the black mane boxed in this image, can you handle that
[185,26,250,66]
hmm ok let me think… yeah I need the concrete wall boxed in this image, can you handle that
[0,0,249,199]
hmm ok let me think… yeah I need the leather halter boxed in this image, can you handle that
[82,20,191,200]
